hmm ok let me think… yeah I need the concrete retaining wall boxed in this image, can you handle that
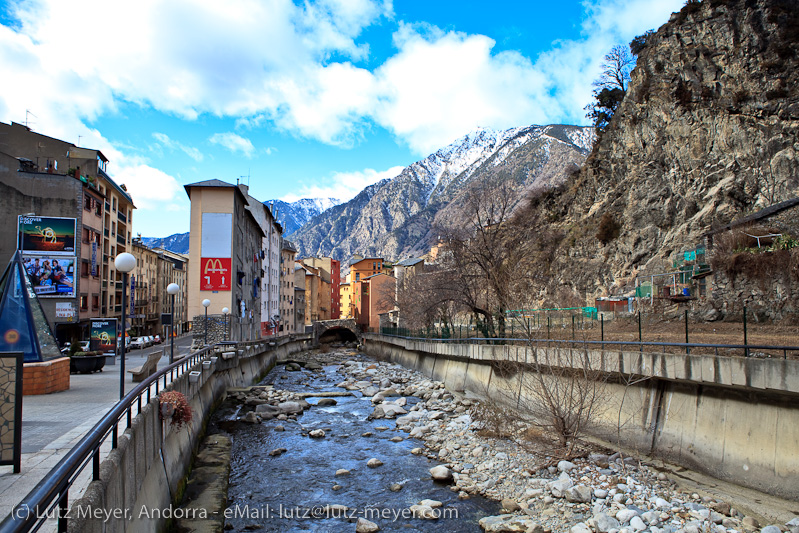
[362,334,799,501]
[68,335,312,532]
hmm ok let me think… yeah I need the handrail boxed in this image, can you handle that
[0,345,215,533]
[370,333,799,359]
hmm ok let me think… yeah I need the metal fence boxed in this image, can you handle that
[0,346,215,533]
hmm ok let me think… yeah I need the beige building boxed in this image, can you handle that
[131,239,159,336]
[185,180,270,342]
[155,248,189,335]
[280,240,297,334]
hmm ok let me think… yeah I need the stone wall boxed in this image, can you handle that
[190,314,228,346]
[708,267,799,321]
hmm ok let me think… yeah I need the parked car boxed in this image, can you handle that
[117,336,131,353]
[62,340,90,354]
[145,335,155,346]
[131,337,147,349]
[153,335,162,344]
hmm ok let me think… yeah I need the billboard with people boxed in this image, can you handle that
[17,216,76,255]
[21,255,76,298]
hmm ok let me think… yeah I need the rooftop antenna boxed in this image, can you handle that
[240,169,250,187]
[25,110,37,129]
[78,135,82,146]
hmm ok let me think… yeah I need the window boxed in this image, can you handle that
[355,273,360,281]
[92,295,99,310]
[84,195,92,211]
[80,295,88,311]
[82,228,90,244]
[81,261,90,277]
[112,197,117,212]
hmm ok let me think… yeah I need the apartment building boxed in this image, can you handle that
[280,240,297,334]
[0,121,135,344]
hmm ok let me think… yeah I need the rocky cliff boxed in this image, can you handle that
[291,124,594,261]
[538,0,799,298]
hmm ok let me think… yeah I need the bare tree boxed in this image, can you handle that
[594,44,635,92]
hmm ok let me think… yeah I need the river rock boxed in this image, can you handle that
[546,472,573,498]
[479,514,544,533]
[565,484,592,503]
[591,513,620,532]
[367,458,383,468]
[278,401,304,414]
[372,403,407,419]
[242,411,260,423]
[308,429,325,438]
[616,508,639,524]
[316,398,337,406]
[557,460,576,472]
[430,465,453,482]
[419,499,442,508]
[500,499,520,512]
[356,518,380,533]
[335,469,350,476]
[411,447,424,455]
[761,527,781,533]
[389,483,403,492]
[268,448,287,456]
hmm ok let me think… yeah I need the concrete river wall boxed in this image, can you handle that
[67,335,313,533]
[361,333,799,501]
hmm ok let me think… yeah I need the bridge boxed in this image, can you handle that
[313,319,360,345]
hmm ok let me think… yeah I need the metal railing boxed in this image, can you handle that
[0,346,214,533]
[373,331,799,360]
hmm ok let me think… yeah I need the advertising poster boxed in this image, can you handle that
[21,255,76,298]
[90,319,117,354]
[200,258,231,291]
[17,216,76,255]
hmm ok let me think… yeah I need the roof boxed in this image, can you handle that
[363,273,394,280]
[395,257,423,267]
[99,168,135,206]
[282,240,297,252]
[706,197,799,236]
[349,256,383,267]
[184,179,247,201]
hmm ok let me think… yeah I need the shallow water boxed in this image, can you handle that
[210,356,500,532]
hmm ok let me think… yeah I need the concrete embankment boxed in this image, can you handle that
[361,334,799,502]
[67,335,312,533]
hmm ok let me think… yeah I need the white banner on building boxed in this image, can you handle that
[201,213,232,258]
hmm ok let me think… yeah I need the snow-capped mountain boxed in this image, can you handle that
[290,124,595,260]
[141,233,191,255]
[265,198,340,236]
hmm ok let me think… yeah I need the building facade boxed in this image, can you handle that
[280,240,297,334]
[0,121,136,345]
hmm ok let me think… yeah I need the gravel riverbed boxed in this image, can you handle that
[231,347,798,533]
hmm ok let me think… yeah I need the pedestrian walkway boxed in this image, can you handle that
[0,339,192,530]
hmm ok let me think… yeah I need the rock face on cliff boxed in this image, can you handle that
[292,125,593,261]
[543,0,799,297]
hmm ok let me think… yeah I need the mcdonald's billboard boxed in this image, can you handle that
[200,257,231,291]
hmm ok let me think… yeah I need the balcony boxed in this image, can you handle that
[118,211,127,224]
[104,229,109,238]
[117,234,125,245]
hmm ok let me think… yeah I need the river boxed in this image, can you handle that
[207,349,500,532]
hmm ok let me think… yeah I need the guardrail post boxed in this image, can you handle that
[685,309,690,355]
[57,490,68,532]
[638,311,642,353]
[601,314,604,342]
[743,305,749,357]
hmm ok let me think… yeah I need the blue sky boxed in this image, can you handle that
[0,0,684,237]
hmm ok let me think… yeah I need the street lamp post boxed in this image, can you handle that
[115,253,137,400]
[167,283,179,363]
[202,299,211,345]
[222,307,230,341]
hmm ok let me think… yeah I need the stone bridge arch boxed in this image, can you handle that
[313,319,361,345]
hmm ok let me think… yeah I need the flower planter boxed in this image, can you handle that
[70,355,107,374]
[188,371,202,383]
[202,360,212,371]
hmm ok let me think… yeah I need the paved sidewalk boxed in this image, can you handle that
[0,338,193,529]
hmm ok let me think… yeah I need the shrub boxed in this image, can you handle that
[596,213,622,244]
[159,391,192,429]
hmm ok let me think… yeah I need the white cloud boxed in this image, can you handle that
[208,132,255,157]
[0,0,684,171]
[152,132,203,161]
[281,165,405,203]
